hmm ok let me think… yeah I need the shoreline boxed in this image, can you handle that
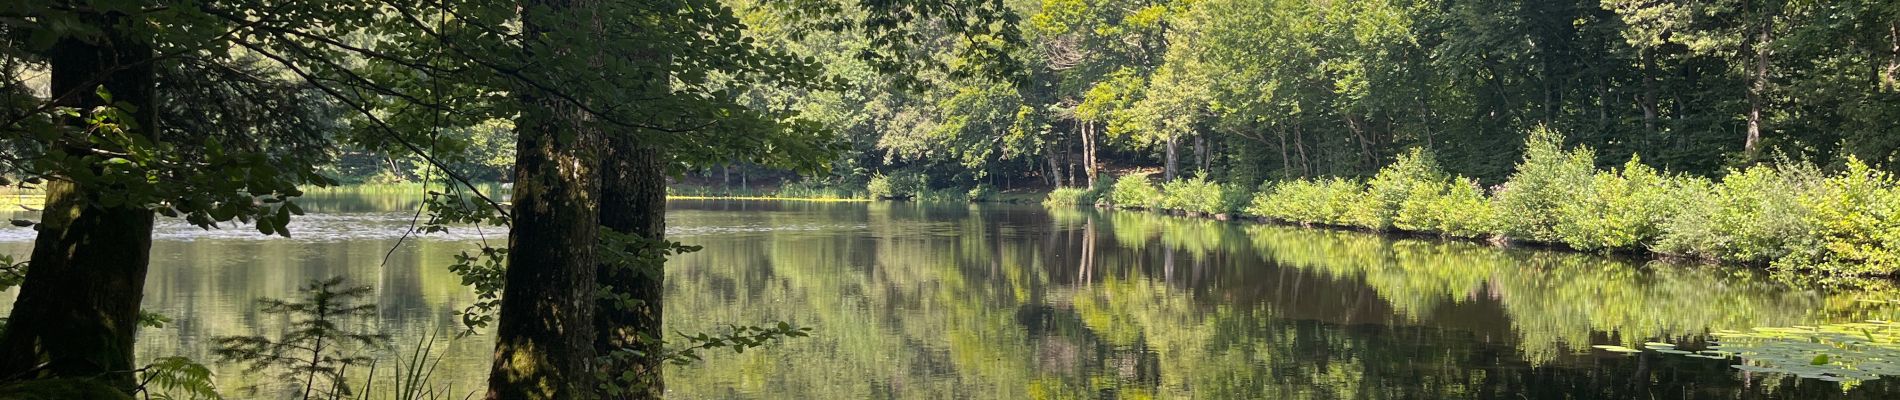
[1068,203,1900,285]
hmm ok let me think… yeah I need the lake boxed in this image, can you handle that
[2,193,1898,399]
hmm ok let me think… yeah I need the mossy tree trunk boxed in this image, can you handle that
[0,10,158,392]
[485,94,603,399]
[485,1,603,397]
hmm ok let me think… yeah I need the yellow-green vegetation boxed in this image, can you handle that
[1108,173,1163,209]
[1042,178,1113,207]
[1055,132,1900,276]
[866,171,929,199]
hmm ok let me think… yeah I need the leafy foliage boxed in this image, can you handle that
[211,278,388,400]
[1493,129,1597,243]
[1108,173,1162,209]
[867,171,929,199]
[1158,172,1233,214]
[1351,149,1448,231]
[1043,186,1097,206]
[1246,178,1363,226]
[1551,157,1680,251]
[135,357,222,400]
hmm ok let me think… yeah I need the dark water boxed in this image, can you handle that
[3,194,1898,398]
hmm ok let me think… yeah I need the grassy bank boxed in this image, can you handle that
[1048,130,1900,277]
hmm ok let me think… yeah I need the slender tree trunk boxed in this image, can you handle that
[487,1,603,398]
[1343,113,1374,173]
[596,135,666,398]
[1083,120,1098,186]
[1595,77,1609,131]
[1641,50,1659,136]
[1744,16,1772,159]
[1294,124,1311,178]
[0,13,158,391]
[1193,134,1207,173]
[1277,127,1291,179]
[1046,148,1063,187]
[1064,143,1077,187]
[1164,135,1178,181]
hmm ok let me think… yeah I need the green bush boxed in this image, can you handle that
[1217,183,1253,216]
[1666,164,1820,263]
[1551,156,1679,251]
[1247,177,1363,225]
[966,183,998,202]
[1037,130,1900,276]
[1109,173,1162,209]
[866,171,928,200]
[1044,187,1093,206]
[1395,177,1498,239]
[1787,158,1900,275]
[1160,172,1226,214]
[1652,176,1720,256]
[1493,128,1595,243]
[1350,148,1448,231]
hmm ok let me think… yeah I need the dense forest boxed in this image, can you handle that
[681,0,1900,192]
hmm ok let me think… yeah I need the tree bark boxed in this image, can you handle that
[487,1,603,398]
[1082,120,1098,186]
[595,134,667,399]
[488,98,603,400]
[1640,50,1659,136]
[1163,135,1178,181]
[0,12,158,391]
[1744,16,1772,159]
[1194,133,1207,173]
[1046,146,1063,188]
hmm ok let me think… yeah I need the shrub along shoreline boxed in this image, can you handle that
[1046,130,1900,277]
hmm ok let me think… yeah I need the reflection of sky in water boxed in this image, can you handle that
[0,196,1897,398]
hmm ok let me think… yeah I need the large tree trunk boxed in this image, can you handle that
[0,13,158,391]
[486,1,603,398]
[488,98,603,400]
[595,134,667,399]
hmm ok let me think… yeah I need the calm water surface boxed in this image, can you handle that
[2,193,1897,399]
